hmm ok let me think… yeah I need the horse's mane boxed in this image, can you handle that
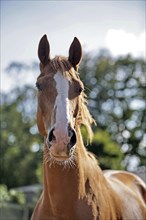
[45,56,122,219]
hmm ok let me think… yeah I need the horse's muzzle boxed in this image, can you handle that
[46,125,77,153]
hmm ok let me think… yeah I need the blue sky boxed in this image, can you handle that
[1,0,145,92]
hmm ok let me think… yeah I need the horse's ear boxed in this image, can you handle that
[68,37,82,71]
[38,35,50,65]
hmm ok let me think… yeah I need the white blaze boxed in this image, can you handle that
[53,71,70,148]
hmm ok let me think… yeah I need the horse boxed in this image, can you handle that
[31,35,146,220]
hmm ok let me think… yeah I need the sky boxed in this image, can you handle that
[1,0,146,92]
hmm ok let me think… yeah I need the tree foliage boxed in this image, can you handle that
[0,86,43,188]
[0,184,25,205]
[81,127,123,170]
[79,51,146,169]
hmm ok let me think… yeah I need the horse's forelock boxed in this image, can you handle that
[50,56,73,76]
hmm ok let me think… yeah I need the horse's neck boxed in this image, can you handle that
[43,145,79,200]
[41,143,122,220]
[31,145,80,220]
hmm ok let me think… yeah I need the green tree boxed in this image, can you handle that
[0,86,43,188]
[80,51,146,169]
[82,127,123,170]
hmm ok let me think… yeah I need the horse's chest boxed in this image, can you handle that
[49,193,94,220]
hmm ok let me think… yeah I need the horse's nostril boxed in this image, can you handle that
[68,128,77,150]
[47,126,77,151]
[48,128,55,142]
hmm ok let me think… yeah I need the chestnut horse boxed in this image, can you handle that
[31,35,146,220]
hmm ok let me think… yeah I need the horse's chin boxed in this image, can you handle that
[49,151,71,162]
[48,145,76,165]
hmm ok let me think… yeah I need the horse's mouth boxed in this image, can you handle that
[49,151,71,161]
[47,145,76,168]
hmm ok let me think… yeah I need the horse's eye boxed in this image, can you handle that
[36,82,43,91]
[75,86,83,95]
[73,79,84,96]
[79,87,83,94]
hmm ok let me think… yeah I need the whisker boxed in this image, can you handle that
[43,147,77,169]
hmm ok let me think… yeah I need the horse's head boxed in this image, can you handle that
[36,35,83,161]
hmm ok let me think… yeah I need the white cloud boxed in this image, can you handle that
[105,29,145,58]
